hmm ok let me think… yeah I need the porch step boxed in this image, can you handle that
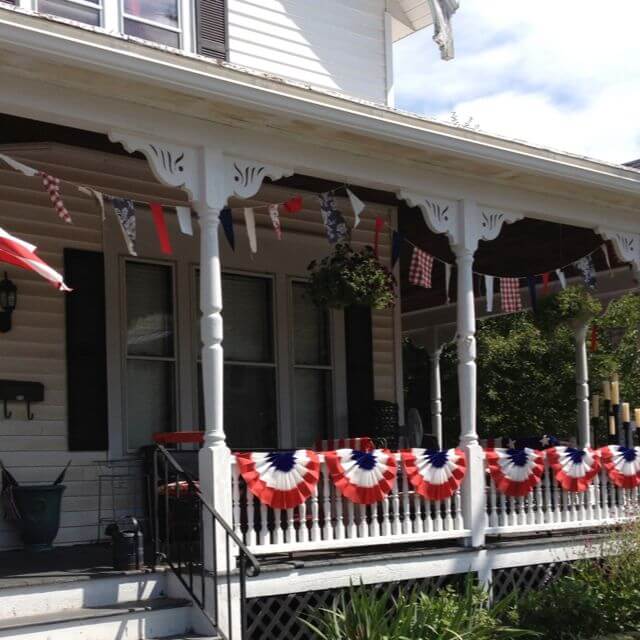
[0,597,193,639]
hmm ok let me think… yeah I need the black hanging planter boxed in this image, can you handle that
[1,460,70,551]
[12,485,66,552]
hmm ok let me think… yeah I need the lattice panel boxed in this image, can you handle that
[491,561,573,602]
[246,574,460,640]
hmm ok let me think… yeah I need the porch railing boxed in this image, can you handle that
[153,445,260,640]
[486,458,639,535]
[231,453,469,555]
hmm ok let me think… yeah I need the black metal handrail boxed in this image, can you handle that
[152,444,260,640]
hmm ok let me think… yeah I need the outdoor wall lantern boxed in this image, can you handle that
[0,272,17,333]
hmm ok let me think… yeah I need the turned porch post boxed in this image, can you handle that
[429,346,444,447]
[575,323,591,448]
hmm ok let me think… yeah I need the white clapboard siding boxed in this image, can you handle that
[227,0,388,103]
[0,142,186,550]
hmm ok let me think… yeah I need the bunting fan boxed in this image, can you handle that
[401,448,466,501]
[600,446,640,489]
[235,450,320,509]
[324,449,397,505]
[545,447,600,492]
[485,447,545,497]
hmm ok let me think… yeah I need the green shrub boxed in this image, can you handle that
[302,576,538,640]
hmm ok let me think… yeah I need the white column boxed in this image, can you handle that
[453,243,486,548]
[575,323,591,448]
[429,346,443,447]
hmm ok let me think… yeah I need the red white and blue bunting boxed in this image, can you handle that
[325,449,397,505]
[545,447,600,493]
[600,446,640,489]
[485,447,545,497]
[401,448,466,501]
[235,450,320,509]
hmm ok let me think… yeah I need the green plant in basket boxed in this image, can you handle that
[307,243,396,310]
[535,285,602,334]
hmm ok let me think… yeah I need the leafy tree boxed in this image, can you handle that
[405,290,640,446]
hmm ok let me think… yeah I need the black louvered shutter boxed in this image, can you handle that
[65,249,108,451]
[196,0,227,60]
[344,305,375,437]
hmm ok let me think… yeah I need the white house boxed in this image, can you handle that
[0,1,639,639]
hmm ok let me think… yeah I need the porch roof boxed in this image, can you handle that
[2,6,640,215]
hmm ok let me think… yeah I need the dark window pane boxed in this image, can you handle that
[294,369,332,447]
[126,360,175,449]
[38,0,100,25]
[124,0,178,27]
[124,19,179,47]
[293,282,329,365]
[223,274,274,363]
[126,262,174,357]
[224,366,277,450]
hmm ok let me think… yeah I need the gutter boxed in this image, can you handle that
[1,7,640,198]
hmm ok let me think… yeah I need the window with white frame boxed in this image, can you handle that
[124,260,177,450]
[37,0,102,26]
[122,0,182,48]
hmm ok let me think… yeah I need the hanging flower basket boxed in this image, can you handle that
[536,286,602,334]
[307,244,396,310]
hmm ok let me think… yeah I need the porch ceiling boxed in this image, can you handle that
[1,7,640,218]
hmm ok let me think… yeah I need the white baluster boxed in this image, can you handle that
[246,496,257,548]
[488,478,498,528]
[334,484,345,541]
[346,501,356,538]
[357,504,367,539]
[310,485,320,543]
[454,490,464,530]
[401,470,411,535]
[274,509,284,545]
[321,468,334,541]
[434,501,443,532]
[284,508,295,544]
[381,490,391,536]
[543,465,553,524]
[413,491,424,535]
[534,477,544,525]
[499,491,508,528]
[593,472,602,522]
[231,466,243,541]
[553,472,562,523]
[298,500,309,543]
[259,503,268,546]
[444,494,454,531]
[390,483,401,535]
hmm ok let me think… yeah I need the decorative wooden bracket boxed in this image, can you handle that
[398,191,523,253]
[109,131,293,210]
[597,228,640,277]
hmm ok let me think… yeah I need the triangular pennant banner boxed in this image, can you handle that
[346,188,365,228]
[111,198,137,256]
[319,193,350,245]
[78,186,105,220]
[542,272,550,295]
[150,202,173,255]
[391,230,403,268]
[40,172,72,224]
[219,207,235,251]
[374,216,385,257]
[556,269,567,289]
[500,277,522,313]
[176,206,193,236]
[244,207,258,253]
[284,195,303,214]
[575,256,597,289]
[408,247,434,289]
[527,275,538,313]
[268,204,282,240]
[602,244,613,277]
[485,275,495,313]
[445,263,452,304]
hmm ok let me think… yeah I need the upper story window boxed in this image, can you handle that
[37,0,101,26]
[24,0,227,59]
[123,0,181,48]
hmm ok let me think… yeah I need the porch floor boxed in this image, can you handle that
[0,543,155,590]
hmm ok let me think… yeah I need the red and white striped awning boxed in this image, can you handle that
[0,227,70,291]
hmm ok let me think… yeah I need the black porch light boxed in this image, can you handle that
[0,272,17,333]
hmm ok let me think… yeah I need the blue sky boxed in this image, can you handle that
[393,0,640,164]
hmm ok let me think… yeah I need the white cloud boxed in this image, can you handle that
[393,0,640,164]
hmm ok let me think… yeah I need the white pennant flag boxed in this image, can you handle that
[78,186,105,220]
[485,275,495,313]
[176,206,193,236]
[601,244,613,277]
[445,263,452,304]
[268,204,282,240]
[346,188,365,228]
[0,153,39,177]
[244,207,257,253]
[556,268,567,289]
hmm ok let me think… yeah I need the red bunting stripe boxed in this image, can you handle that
[374,216,384,257]
[40,172,72,224]
[284,195,303,213]
[150,203,172,255]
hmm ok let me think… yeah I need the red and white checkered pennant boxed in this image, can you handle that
[409,247,434,289]
[40,172,72,224]
[500,277,522,313]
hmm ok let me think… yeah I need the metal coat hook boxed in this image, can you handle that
[25,399,34,421]
[3,400,11,420]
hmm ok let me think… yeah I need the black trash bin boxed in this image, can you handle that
[105,516,145,571]
[12,484,65,552]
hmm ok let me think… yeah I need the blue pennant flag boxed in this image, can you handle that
[219,206,235,251]
[391,231,403,268]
